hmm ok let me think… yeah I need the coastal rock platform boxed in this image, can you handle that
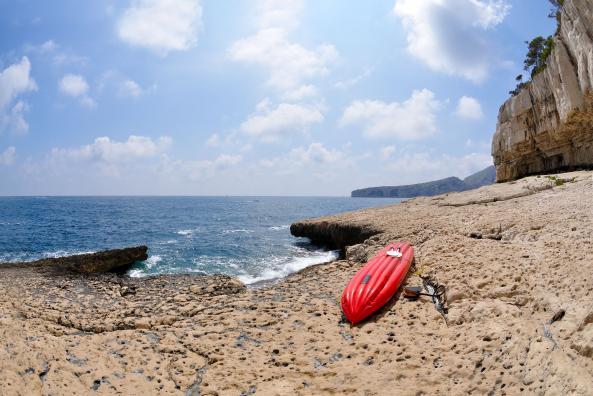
[1,171,593,395]
[1,246,150,274]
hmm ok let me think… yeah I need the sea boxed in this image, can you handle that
[0,197,401,284]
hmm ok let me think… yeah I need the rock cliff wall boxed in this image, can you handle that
[492,0,593,181]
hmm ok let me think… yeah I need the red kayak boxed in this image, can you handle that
[341,242,414,324]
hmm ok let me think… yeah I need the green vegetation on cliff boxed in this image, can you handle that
[509,0,564,96]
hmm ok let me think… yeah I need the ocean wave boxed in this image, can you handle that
[41,250,95,259]
[222,229,252,234]
[0,250,97,264]
[177,229,193,236]
[269,225,289,231]
[128,268,147,278]
[237,250,339,285]
[145,255,162,269]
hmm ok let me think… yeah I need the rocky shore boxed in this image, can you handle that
[1,171,593,395]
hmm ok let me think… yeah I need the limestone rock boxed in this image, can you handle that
[28,246,148,273]
[492,0,593,181]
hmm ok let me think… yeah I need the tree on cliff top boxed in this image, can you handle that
[509,1,563,96]
[524,36,555,78]
[548,0,564,25]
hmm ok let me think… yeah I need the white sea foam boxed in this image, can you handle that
[238,250,339,285]
[128,269,147,278]
[177,229,193,236]
[269,225,289,231]
[222,229,252,234]
[145,255,162,269]
[42,250,95,259]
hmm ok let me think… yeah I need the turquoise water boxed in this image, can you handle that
[0,197,401,283]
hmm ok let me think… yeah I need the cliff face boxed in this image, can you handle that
[492,0,593,182]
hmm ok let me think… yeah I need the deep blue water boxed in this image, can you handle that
[0,197,401,283]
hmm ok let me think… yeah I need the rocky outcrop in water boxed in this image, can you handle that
[2,246,149,274]
[492,0,593,182]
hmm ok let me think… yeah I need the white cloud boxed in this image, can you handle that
[160,153,243,181]
[52,135,172,163]
[3,101,30,134]
[380,145,396,160]
[0,57,37,134]
[259,142,349,178]
[340,89,441,140]
[455,96,483,120]
[393,0,510,82]
[26,40,88,66]
[240,101,324,142]
[334,67,374,90]
[117,0,202,55]
[98,71,156,98]
[290,142,344,165]
[59,74,88,97]
[259,142,350,174]
[384,150,492,183]
[229,0,337,93]
[258,0,304,30]
[0,146,16,165]
[281,84,318,101]
[230,28,337,92]
[206,133,220,147]
[119,79,142,97]
[58,74,96,108]
[0,57,37,110]
[25,40,57,54]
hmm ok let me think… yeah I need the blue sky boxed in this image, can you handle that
[0,0,555,195]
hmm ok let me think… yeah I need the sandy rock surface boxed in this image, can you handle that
[1,171,593,395]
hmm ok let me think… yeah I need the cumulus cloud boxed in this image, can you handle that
[290,142,344,165]
[229,0,338,93]
[380,145,396,160]
[259,142,347,175]
[3,101,30,134]
[383,150,492,183]
[25,40,57,54]
[281,85,318,102]
[26,40,88,66]
[119,79,142,97]
[159,153,243,181]
[0,57,37,110]
[258,0,304,30]
[240,101,324,142]
[117,0,202,55]
[334,67,374,90]
[455,96,483,120]
[0,57,37,134]
[59,74,88,97]
[0,146,16,165]
[206,133,220,147]
[58,74,96,108]
[51,135,172,163]
[339,89,441,140]
[393,0,510,82]
[97,70,156,98]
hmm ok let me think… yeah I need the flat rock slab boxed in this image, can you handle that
[3,246,149,274]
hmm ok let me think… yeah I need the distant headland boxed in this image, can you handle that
[351,165,495,198]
